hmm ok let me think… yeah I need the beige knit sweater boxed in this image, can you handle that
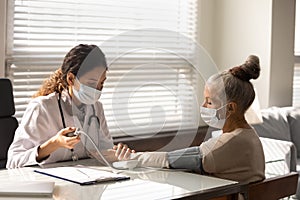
[200,128,265,183]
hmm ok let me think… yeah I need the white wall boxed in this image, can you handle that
[197,0,296,108]
[269,0,296,107]
[213,0,272,109]
[0,0,6,77]
[196,0,216,108]
[197,0,215,56]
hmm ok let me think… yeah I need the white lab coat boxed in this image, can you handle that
[6,90,113,168]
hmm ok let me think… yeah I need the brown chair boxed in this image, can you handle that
[211,172,299,200]
[244,172,299,200]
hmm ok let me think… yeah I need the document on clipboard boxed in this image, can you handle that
[34,166,130,185]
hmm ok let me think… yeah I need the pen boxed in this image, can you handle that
[76,168,91,178]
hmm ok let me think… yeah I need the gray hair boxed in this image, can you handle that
[206,55,261,113]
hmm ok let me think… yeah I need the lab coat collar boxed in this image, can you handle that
[59,89,75,117]
[61,89,71,104]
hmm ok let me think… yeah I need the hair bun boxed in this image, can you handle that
[229,55,261,81]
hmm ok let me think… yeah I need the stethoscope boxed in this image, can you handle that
[57,92,100,161]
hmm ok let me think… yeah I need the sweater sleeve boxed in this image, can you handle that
[130,152,169,168]
[199,137,220,173]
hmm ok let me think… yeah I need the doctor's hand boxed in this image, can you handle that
[55,127,81,149]
[37,127,80,162]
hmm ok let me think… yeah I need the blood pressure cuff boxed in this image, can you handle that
[167,146,203,172]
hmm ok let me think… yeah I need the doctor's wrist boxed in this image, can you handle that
[36,138,59,162]
[36,145,50,163]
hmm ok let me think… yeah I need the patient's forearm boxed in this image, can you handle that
[130,152,169,168]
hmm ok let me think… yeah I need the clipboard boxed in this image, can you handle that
[34,166,130,185]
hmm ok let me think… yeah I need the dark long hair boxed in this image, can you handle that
[33,44,107,97]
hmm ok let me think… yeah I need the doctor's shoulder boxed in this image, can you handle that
[94,100,105,112]
[24,93,58,115]
[29,92,57,105]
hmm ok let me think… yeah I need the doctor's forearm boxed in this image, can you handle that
[36,138,59,162]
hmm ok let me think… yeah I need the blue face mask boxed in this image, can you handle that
[200,104,227,129]
[73,79,102,105]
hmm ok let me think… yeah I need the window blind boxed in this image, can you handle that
[6,0,199,137]
[293,62,300,106]
[293,0,300,106]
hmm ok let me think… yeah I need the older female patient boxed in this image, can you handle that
[130,55,265,184]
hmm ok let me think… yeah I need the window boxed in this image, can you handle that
[6,0,199,137]
[293,0,300,106]
[295,0,300,56]
[293,59,300,106]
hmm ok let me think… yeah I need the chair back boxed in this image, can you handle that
[0,78,18,168]
[210,172,299,200]
[245,172,299,200]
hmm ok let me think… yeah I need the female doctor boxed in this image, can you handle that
[6,44,133,168]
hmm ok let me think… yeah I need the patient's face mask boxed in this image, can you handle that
[200,104,227,129]
[73,79,102,105]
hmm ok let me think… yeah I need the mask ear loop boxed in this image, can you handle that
[66,72,76,86]
[72,77,82,91]
[216,103,228,120]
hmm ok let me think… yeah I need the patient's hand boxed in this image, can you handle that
[113,143,135,160]
[86,143,135,163]
[97,143,135,163]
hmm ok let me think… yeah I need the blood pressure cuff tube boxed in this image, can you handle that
[167,146,203,172]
